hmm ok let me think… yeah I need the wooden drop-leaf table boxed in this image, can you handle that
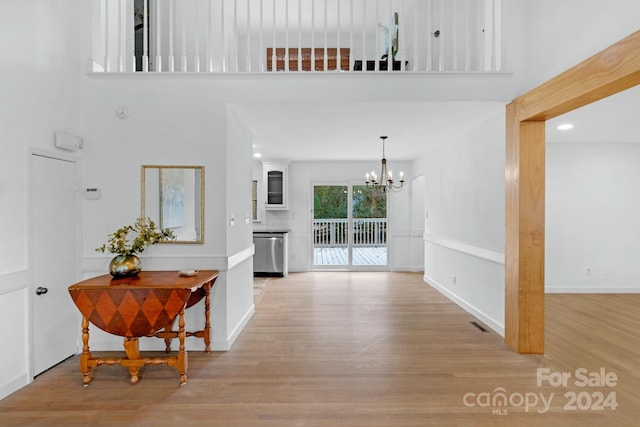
[68,270,218,385]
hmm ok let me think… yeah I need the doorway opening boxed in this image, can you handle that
[311,183,388,270]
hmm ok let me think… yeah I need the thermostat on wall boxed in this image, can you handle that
[83,187,102,200]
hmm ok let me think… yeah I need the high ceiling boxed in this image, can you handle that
[232,85,640,162]
[232,101,506,161]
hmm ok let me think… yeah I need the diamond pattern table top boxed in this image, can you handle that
[68,270,218,337]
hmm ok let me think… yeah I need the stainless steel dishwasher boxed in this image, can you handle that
[253,232,286,276]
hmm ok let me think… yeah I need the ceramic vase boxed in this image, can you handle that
[109,254,141,277]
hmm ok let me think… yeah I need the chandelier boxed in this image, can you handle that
[365,136,405,192]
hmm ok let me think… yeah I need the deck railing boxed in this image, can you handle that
[314,218,387,247]
[92,0,504,73]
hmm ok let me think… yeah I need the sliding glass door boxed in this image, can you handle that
[312,183,387,270]
[351,185,387,266]
[312,184,349,267]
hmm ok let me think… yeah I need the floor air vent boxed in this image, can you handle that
[470,321,489,332]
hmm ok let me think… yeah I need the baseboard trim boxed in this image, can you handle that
[390,266,423,272]
[546,286,640,293]
[212,304,256,351]
[0,372,29,401]
[424,273,504,337]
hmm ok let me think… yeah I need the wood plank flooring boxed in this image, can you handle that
[0,272,638,426]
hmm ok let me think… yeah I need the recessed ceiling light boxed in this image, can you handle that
[253,153,262,158]
[557,123,574,131]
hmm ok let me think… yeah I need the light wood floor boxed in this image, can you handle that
[1,272,638,426]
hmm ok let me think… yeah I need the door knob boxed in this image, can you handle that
[35,287,48,295]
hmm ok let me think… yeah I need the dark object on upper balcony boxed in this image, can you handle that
[353,60,408,71]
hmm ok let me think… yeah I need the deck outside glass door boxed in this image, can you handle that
[312,183,387,270]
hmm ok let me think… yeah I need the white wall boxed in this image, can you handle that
[521,0,640,93]
[546,143,640,292]
[414,107,506,334]
[0,0,85,399]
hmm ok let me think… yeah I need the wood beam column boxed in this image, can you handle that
[505,105,545,354]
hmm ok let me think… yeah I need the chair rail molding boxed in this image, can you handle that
[0,270,28,295]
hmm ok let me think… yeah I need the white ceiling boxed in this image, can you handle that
[232,85,640,162]
[232,101,506,161]
[546,84,640,144]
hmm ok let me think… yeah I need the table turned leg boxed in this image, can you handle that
[177,307,188,385]
[163,321,174,353]
[80,316,92,386]
[204,282,211,352]
[123,338,141,384]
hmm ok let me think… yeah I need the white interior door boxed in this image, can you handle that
[30,153,79,376]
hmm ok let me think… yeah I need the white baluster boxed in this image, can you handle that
[180,0,186,71]
[221,0,226,72]
[399,0,407,71]
[233,0,238,71]
[247,0,252,72]
[142,0,149,71]
[169,0,175,72]
[104,0,110,72]
[426,0,432,71]
[323,0,328,72]
[285,0,290,72]
[260,0,264,72]
[117,0,122,72]
[156,0,162,71]
[207,0,213,72]
[128,0,135,72]
[387,0,391,72]
[194,0,200,72]
[298,0,302,72]
[311,0,315,71]
[452,0,457,71]
[272,0,277,72]
[484,0,493,71]
[374,0,379,71]
[438,0,444,71]
[494,0,502,71]
[362,0,367,69]
[336,0,341,71]
[465,0,471,71]
[413,0,419,71]
[349,0,354,71]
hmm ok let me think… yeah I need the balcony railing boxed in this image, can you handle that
[92,0,504,74]
[314,218,387,247]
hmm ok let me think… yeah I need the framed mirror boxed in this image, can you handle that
[142,165,204,244]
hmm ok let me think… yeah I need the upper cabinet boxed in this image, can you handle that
[262,162,289,210]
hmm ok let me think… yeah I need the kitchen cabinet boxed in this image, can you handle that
[262,162,289,210]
